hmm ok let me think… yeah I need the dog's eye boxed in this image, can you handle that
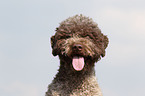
[60,35,71,40]
[65,35,71,38]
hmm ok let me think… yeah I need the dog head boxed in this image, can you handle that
[51,14,109,71]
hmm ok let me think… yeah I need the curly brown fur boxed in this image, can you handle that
[46,14,109,96]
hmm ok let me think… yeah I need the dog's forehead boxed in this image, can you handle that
[57,15,100,33]
[60,14,97,26]
[53,15,108,47]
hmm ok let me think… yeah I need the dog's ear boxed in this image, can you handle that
[51,36,58,56]
[103,35,109,49]
[101,35,109,57]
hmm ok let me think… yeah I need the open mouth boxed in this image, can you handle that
[72,56,85,71]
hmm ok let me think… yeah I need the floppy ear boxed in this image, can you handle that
[101,35,109,57]
[51,36,58,56]
[51,36,55,48]
[103,35,109,49]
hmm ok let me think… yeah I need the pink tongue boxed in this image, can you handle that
[72,56,84,71]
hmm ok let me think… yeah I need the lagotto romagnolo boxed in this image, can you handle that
[46,14,109,96]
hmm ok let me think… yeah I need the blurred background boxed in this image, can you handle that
[0,0,145,96]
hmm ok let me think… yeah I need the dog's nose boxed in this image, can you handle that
[72,44,83,51]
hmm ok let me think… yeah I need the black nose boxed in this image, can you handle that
[72,44,83,51]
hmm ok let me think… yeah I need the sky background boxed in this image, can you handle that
[0,0,145,96]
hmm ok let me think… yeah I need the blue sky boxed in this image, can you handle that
[0,0,145,96]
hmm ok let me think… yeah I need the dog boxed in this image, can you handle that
[46,14,109,96]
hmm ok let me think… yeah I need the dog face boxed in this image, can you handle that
[51,15,108,71]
